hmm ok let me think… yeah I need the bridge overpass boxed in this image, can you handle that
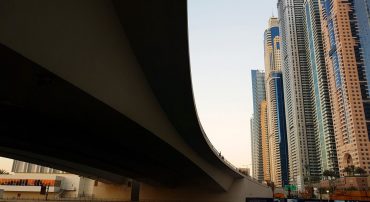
[0,0,271,201]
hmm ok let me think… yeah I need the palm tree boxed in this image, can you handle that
[343,165,356,176]
[323,170,331,180]
[323,169,338,180]
[349,165,356,176]
[354,167,367,176]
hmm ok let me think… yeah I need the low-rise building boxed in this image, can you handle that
[0,160,133,200]
[0,173,94,199]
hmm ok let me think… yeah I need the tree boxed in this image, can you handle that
[349,165,355,176]
[343,167,351,176]
[303,185,315,199]
[318,187,326,200]
[343,165,355,176]
[322,169,338,194]
[0,169,9,175]
[323,169,338,180]
[332,170,340,179]
[323,170,331,180]
[342,165,366,176]
[354,167,367,176]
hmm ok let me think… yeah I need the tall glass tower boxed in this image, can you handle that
[278,0,320,189]
[303,0,338,176]
[251,69,266,182]
[354,0,370,91]
[264,17,289,187]
[260,100,270,182]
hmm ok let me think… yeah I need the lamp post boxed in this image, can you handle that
[326,190,329,202]
[45,184,49,201]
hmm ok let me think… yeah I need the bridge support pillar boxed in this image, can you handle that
[130,180,140,202]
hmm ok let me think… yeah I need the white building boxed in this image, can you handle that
[0,173,95,199]
[278,0,321,189]
[12,160,65,174]
[0,161,132,200]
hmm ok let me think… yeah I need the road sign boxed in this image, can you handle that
[284,185,297,191]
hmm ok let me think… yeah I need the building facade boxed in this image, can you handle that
[303,0,338,175]
[251,116,256,179]
[267,72,289,188]
[260,100,270,182]
[278,0,320,189]
[264,17,280,76]
[1,160,133,200]
[354,0,370,90]
[12,161,65,174]
[264,17,289,187]
[251,69,266,182]
[320,0,370,176]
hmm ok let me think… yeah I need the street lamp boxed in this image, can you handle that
[326,190,329,202]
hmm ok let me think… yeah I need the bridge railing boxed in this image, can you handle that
[198,123,266,186]
[205,138,239,171]
[205,139,266,185]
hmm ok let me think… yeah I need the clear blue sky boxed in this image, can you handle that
[0,0,278,172]
[188,0,277,168]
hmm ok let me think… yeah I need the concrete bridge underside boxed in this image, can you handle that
[0,0,271,201]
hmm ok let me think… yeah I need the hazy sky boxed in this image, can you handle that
[0,1,278,172]
[188,0,277,168]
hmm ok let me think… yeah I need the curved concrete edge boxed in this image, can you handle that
[0,0,236,191]
[113,0,244,179]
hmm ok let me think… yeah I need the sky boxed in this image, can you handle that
[188,0,277,168]
[0,0,278,172]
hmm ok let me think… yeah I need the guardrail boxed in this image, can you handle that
[203,137,267,186]
[202,133,239,170]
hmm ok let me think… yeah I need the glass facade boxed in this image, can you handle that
[303,0,338,176]
[272,72,289,186]
[355,0,370,92]
[251,70,266,182]
[278,0,319,189]
[354,0,370,140]
[264,17,289,187]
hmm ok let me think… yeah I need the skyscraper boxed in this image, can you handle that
[320,0,370,176]
[303,0,338,175]
[264,17,280,77]
[251,69,266,182]
[354,0,370,90]
[260,100,270,182]
[264,17,289,187]
[278,0,320,189]
[267,73,290,187]
[251,116,255,178]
